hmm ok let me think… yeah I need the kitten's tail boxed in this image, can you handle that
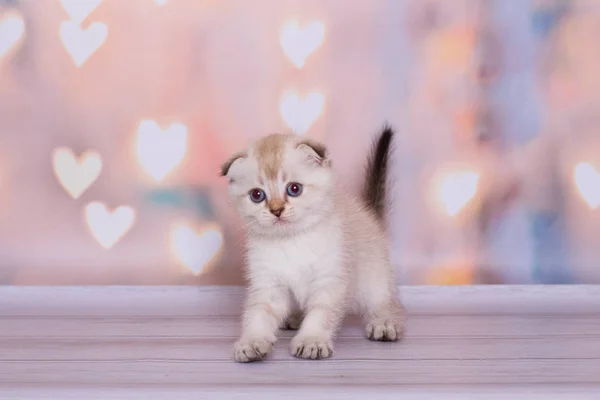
[362,124,394,222]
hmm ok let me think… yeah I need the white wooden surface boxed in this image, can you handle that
[0,286,599,399]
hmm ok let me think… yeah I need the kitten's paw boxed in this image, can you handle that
[366,318,404,342]
[280,312,303,330]
[290,335,333,360]
[233,338,273,363]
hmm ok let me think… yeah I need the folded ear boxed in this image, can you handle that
[296,139,331,167]
[220,152,246,178]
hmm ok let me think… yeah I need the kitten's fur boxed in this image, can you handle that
[221,126,405,362]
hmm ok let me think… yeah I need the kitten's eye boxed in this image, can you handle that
[286,182,303,197]
[249,189,266,203]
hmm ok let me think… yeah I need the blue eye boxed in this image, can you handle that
[249,189,266,203]
[286,182,303,197]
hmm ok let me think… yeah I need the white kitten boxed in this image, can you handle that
[221,126,405,362]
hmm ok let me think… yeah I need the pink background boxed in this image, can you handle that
[0,0,599,285]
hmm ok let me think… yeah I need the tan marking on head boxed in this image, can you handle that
[253,134,291,180]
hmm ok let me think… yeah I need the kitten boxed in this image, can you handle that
[221,126,405,362]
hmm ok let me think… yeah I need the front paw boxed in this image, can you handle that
[233,337,274,363]
[290,335,333,360]
[366,317,404,342]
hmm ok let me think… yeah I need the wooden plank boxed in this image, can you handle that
[2,315,600,339]
[1,336,599,362]
[1,285,599,395]
[1,359,599,386]
[1,385,599,400]
[1,286,599,317]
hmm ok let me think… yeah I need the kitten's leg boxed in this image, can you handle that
[233,285,290,363]
[361,273,405,342]
[289,283,346,360]
[364,299,405,342]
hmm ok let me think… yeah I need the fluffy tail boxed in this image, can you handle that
[362,124,394,222]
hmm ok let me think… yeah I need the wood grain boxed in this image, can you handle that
[1,286,599,398]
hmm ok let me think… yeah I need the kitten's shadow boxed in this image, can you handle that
[278,316,364,338]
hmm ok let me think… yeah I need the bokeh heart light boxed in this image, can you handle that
[574,162,600,210]
[59,20,108,68]
[279,90,324,135]
[170,224,223,276]
[437,170,480,217]
[0,12,25,60]
[135,120,188,182]
[52,147,102,199]
[280,20,325,68]
[84,202,136,249]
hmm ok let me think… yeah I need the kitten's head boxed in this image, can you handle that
[221,134,334,237]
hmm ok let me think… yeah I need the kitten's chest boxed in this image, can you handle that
[248,230,341,284]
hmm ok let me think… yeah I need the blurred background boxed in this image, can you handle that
[0,0,598,285]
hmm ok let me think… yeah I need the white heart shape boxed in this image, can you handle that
[84,202,135,249]
[0,13,25,60]
[154,0,169,5]
[135,120,188,182]
[279,90,324,135]
[59,20,108,68]
[52,147,102,199]
[170,225,223,276]
[280,20,324,68]
[574,162,600,210]
[59,0,103,24]
[438,171,480,217]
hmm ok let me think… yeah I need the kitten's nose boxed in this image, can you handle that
[270,207,284,217]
